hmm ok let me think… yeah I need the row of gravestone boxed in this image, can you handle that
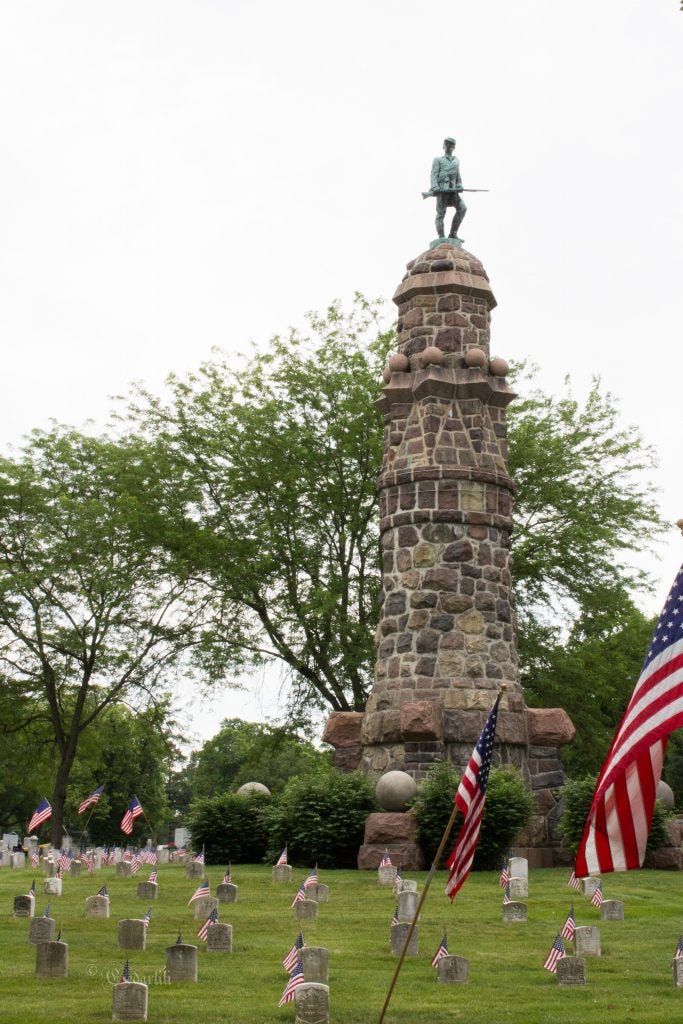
[272,865,331,1021]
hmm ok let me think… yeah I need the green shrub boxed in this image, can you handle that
[412,760,533,870]
[559,773,668,853]
[188,792,271,864]
[263,767,376,868]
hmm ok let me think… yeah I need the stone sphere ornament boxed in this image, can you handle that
[463,346,488,368]
[236,782,271,797]
[489,356,510,377]
[376,770,418,812]
[656,779,675,811]
[421,346,444,367]
[388,352,410,373]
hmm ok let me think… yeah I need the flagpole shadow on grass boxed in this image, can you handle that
[378,685,505,1024]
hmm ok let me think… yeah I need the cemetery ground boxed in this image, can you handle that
[1,864,682,1023]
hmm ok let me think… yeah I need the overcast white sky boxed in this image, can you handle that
[1,1,681,746]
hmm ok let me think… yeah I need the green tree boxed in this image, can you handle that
[523,602,656,776]
[129,298,392,718]
[183,718,329,802]
[0,427,226,845]
[507,369,664,675]
[66,701,178,845]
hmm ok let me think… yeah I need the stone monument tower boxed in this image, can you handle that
[323,150,575,867]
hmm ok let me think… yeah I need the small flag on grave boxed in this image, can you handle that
[97,885,108,897]
[78,785,104,815]
[148,869,158,884]
[391,905,399,927]
[379,849,392,868]
[193,846,205,864]
[543,934,565,973]
[431,931,449,967]
[197,907,218,941]
[44,903,51,918]
[283,931,305,973]
[591,881,603,908]
[188,879,210,904]
[176,931,183,944]
[30,850,39,867]
[143,908,152,930]
[57,927,62,941]
[291,881,306,907]
[675,936,683,959]
[567,870,582,890]
[503,882,511,905]
[120,959,131,983]
[278,957,305,1006]
[276,847,288,866]
[29,879,36,894]
[120,796,143,835]
[28,798,52,833]
[499,859,509,888]
[130,855,142,875]
[303,866,318,890]
[223,864,232,884]
[58,849,72,873]
[561,905,576,941]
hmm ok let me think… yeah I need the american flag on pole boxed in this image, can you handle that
[78,785,104,815]
[148,870,158,884]
[193,847,205,864]
[188,879,210,904]
[120,797,143,835]
[276,847,288,866]
[142,908,152,930]
[561,905,576,941]
[223,864,232,884]
[197,908,218,941]
[445,694,501,901]
[120,959,131,983]
[575,565,683,877]
[282,931,305,974]
[28,798,52,833]
[278,957,304,1006]
[379,849,392,868]
[499,859,509,888]
[303,867,318,890]
[590,881,603,908]
[130,855,142,875]
[543,934,565,973]
[30,850,40,867]
[567,870,582,890]
[391,905,399,926]
[97,885,108,897]
[431,931,449,967]
[675,935,683,959]
[58,849,72,872]
[291,881,306,907]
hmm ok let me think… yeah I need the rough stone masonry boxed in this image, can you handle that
[323,242,575,864]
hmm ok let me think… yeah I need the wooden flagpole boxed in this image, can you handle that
[377,685,505,1024]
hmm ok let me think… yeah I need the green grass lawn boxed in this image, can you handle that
[1,862,683,1023]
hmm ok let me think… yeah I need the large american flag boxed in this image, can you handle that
[28,798,52,833]
[120,797,143,836]
[78,785,104,815]
[575,565,683,876]
[445,694,501,901]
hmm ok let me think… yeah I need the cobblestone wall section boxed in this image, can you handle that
[361,243,527,781]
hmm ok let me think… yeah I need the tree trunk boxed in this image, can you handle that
[49,746,77,847]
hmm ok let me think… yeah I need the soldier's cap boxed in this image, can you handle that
[443,136,456,144]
